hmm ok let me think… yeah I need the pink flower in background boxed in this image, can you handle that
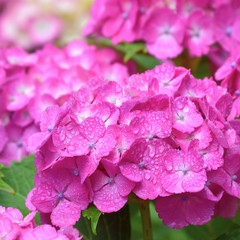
[85,0,139,44]
[184,10,214,56]
[20,225,69,240]
[213,4,240,53]
[142,7,185,59]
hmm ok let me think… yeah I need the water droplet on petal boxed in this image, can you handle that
[145,172,151,180]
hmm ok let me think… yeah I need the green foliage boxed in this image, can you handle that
[0,178,15,194]
[183,217,240,240]
[193,56,211,79]
[217,229,240,240]
[76,204,130,240]
[129,201,190,240]
[131,54,161,73]
[0,154,36,216]
[82,205,102,235]
[87,38,160,73]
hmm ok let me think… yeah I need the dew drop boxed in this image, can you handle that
[145,172,151,180]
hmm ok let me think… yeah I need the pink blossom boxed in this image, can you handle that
[20,224,69,240]
[27,105,62,153]
[184,10,214,56]
[208,149,240,198]
[161,149,207,194]
[91,167,135,212]
[120,138,172,199]
[172,96,203,133]
[155,193,215,229]
[213,4,240,53]
[84,0,139,44]
[214,193,239,219]
[142,7,185,59]
[174,123,213,152]
[0,216,20,240]
[31,168,90,227]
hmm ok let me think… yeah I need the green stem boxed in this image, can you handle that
[139,200,153,240]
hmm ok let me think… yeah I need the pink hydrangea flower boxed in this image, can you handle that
[142,7,185,59]
[31,168,90,227]
[91,166,135,212]
[84,0,139,44]
[214,193,239,219]
[161,149,207,194]
[213,4,240,53]
[120,138,172,199]
[172,96,203,133]
[0,216,20,240]
[155,193,215,229]
[20,224,69,240]
[184,10,214,56]
[208,147,240,198]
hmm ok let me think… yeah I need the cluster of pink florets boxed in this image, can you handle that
[2,6,240,230]
[19,53,240,229]
[85,0,240,59]
[0,205,82,240]
[0,41,132,165]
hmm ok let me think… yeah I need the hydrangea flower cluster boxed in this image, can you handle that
[85,0,240,60]
[0,41,132,165]
[0,0,93,49]
[20,55,240,229]
[0,205,82,240]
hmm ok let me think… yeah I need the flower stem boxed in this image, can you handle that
[139,200,153,240]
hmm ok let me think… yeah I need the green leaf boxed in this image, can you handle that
[87,37,161,73]
[0,178,15,194]
[132,54,161,73]
[123,42,146,62]
[183,217,240,240]
[211,217,240,238]
[183,224,211,240]
[232,203,240,225]
[192,56,211,79]
[82,205,102,235]
[217,229,240,240]
[0,154,36,216]
[76,204,130,240]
